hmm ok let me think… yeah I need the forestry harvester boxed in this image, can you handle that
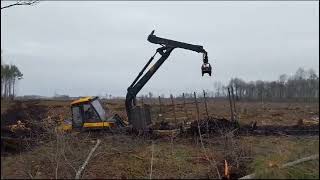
[62,30,212,132]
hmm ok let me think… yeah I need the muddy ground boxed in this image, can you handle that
[1,99,319,179]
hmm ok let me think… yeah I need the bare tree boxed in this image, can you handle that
[148,92,153,99]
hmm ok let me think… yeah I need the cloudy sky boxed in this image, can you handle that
[1,1,319,97]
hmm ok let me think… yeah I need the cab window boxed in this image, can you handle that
[91,99,106,121]
[72,106,83,128]
[83,104,99,122]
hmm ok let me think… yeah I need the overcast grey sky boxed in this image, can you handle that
[1,1,319,97]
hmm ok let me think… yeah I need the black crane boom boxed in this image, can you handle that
[147,30,206,53]
[125,30,212,129]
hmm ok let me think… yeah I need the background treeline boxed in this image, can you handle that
[178,67,319,102]
[1,51,23,99]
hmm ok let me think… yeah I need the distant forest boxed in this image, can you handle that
[178,67,319,102]
[137,67,319,103]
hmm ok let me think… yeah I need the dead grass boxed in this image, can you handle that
[1,100,14,115]
[1,132,318,179]
[82,136,221,179]
[247,136,319,179]
[1,99,319,179]
[1,134,222,179]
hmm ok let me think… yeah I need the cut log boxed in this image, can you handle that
[239,154,319,179]
[75,139,101,179]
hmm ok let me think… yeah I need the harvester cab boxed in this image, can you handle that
[62,96,127,131]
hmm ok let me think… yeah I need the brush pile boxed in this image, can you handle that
[184,116,319,137]
[1,101,59,153]
[186,117,238,135]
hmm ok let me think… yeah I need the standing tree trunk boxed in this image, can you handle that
[12,78,15,99]
[4,79,8,98]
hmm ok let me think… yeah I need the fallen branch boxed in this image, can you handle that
[93,148,142,161]
[75,139,101,179]
[111,147,134,154]
[240,154,319,179]
[282,154,319,168]
[1,1,39,10]
[132,154,144,160]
